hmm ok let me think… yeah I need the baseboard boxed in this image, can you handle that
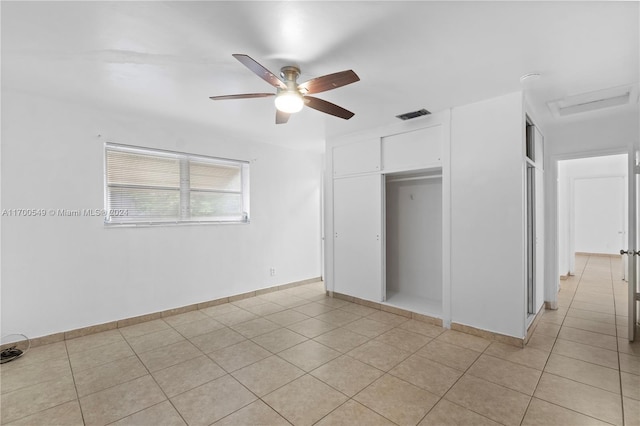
[27,277,323,348]
[524,304,546,345]
[575,252,621,258]
[332,292,527,346]
[450,323,525,348]
[332,292,442,326]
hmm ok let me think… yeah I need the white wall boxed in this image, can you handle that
[450,91,526,338]
[557,163,570,276]
[574,177,625,255]
[557,155,627,273]
[1,91,322,339]
[547,109,639,158]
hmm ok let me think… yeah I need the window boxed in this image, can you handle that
[105,143,249,225]
[525,116,535,162]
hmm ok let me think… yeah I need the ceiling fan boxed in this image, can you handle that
[210,54,360,124]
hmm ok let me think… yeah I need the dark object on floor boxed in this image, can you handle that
[0,333,30,364]
[0,346,24,363]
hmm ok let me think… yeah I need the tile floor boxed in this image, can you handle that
[1,254,639,425]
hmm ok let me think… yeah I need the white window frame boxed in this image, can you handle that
[104,143,250,226]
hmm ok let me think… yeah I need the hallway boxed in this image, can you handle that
[526,254,639,425]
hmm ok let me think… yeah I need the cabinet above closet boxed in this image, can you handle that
[332,121,444,178]
[333,138,380,177]
[382,125,443,173]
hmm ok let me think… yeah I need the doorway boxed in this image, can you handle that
[557,154,628,280]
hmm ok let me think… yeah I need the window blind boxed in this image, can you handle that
[105,144,249,225]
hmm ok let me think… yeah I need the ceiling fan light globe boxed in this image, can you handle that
[275,92,304,113]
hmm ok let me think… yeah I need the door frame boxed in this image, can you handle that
[548,147,628,311]
[626,147,638,341]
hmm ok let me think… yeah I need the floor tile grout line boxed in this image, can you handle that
[309,396,400,426]
[118,326,193,426]
[102,401,179,426]
[224,312,432,425]
[64,341,87,425]
[547,350,622,374]
[565,308,616,328]
[207,374,279,426]
[88,324,218,425]
[610,255,627,426]
[183,297,358,382]
[139,340,262,424]
[548,254,625,425]
[0,377,79,425]
[554,335,620,354]
[23,337,109,422]
[541,370,623,397]
[71,354,163,400]
[414,332,507,426]
[71,330,138,421]
[520,254,585,425]
[528,397,620,426]
[469,351,543,374]
[309,370,391,424]
[233,368,337,425]
[64,331,127,357]
[71,328,146,423]
[354,372,438,425]
[425,397,507,426]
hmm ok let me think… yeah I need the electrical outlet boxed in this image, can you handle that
[269,268,276,276]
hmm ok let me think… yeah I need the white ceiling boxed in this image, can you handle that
[2,1,638,151]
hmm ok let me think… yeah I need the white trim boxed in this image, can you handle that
[548,147,629,309]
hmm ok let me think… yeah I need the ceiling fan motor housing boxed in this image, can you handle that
[274,66,303,113]
[280,66,301,93]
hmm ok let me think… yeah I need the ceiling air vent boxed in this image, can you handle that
[396,108,431,120]
[547,85,638,118]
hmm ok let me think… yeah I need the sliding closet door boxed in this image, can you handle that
[333,174,383,301]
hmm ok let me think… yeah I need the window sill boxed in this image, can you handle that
[104,220,250,228]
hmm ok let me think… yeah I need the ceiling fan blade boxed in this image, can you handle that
[298,70,360,95]
[232,54,287,90]
[276,110,290,124]
[304,96,355,120]
[209,93,274,100]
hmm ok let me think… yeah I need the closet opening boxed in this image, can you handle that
[384,169,443,317]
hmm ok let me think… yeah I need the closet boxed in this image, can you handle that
[385,171,443,316]
[327,92,545,341]
[329,115,449,322]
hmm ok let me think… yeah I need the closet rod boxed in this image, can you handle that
[386,175,442,183]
